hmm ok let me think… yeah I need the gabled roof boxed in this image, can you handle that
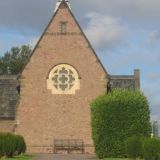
[19,0,109,78]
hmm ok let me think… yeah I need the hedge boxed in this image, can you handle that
[126,136,160,160]
[15,135,26,155]
[125,136,143,159]
[143,138,160,160]
[91,89,151,158]
[0,133,26,158]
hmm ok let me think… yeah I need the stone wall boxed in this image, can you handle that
[16,3,107,154]
[110,69,140,90]
[0,120,15,133]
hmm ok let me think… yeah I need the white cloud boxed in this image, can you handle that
[0,0,160,31]
[74,0,160,28]
[84,13,128,50]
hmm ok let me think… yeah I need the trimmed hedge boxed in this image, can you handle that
[126,136,160,160]
[125,136,143,159]
[91,89,151,158]
[143,138,160,160]
[0,133,26,158]
[15,135,26,155]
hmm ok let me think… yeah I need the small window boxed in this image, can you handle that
[60,22,67,34]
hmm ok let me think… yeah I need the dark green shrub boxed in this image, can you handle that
[0,133,26,158]
[15,135,26,155]
[126,136,143,159]
[0,133,15,157]
[0,133,6,157]
[3,133,17,157]
[142,138,160,160]
[91,89,151,158]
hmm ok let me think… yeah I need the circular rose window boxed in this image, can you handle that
[47,64,80,94]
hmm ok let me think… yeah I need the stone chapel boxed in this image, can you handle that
[0,0,140,153]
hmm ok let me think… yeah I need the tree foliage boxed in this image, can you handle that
[91,89,151,158]
[0,45,32,75]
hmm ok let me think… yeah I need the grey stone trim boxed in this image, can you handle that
[109,69,140,90]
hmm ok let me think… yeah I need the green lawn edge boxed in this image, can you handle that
[0,155,33,160]
[99,159,129,160]
[100,158,143,160]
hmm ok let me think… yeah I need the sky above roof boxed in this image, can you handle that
[0,0,160,124]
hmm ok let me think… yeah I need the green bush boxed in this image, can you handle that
[91,89,151,158]
[126,136,160,160]
[126,136,143,159]
[142,138,160,160]
[0,133,6,157]
[4,134,17,157]
[0,133,15,157]
[0,133,26,158]
[15,135,26,154]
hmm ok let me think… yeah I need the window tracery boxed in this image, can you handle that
[47,64,80,94]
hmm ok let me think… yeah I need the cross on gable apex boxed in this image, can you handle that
[54,0,71,12]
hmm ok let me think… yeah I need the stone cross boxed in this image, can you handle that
[54,0,71,12]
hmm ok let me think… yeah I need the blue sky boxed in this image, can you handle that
[0,0,160,124]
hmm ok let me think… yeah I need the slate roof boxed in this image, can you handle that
[0,75,19,119]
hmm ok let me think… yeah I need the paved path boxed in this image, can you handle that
[34,154,96,160]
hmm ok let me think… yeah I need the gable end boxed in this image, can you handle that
[19,0,109,79]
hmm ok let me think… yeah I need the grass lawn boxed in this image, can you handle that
[101,159,129,160]
[101,158,144,160]
[0,155,32,160]
[102,158,143,160]
[100,158,130,160]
